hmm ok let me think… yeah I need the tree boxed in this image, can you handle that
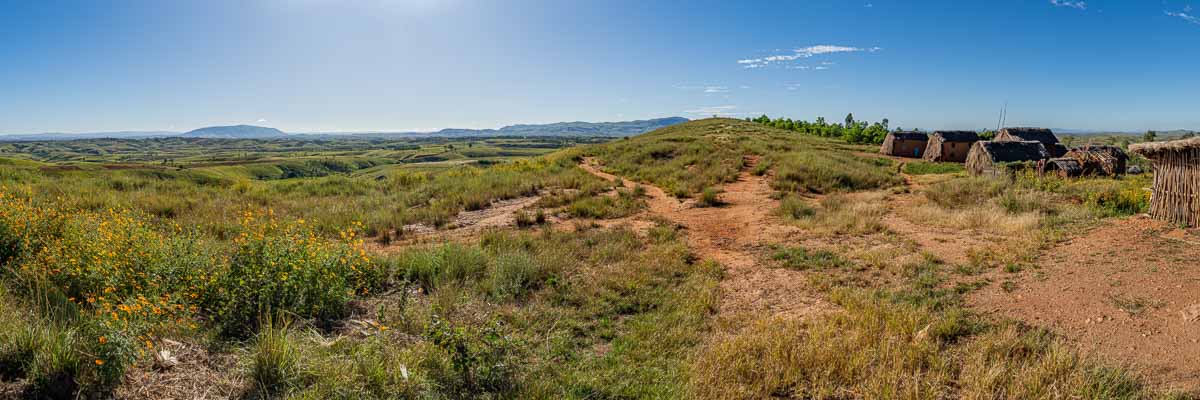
[881,118,889,132]
[845,113,855,128]
[1143,130,1157,142]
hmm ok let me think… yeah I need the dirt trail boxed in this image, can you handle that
[580,158,831,318]
[368,195,542,251]
[971,216,1200,390]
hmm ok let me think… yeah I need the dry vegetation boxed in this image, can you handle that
[0,119,1191,399]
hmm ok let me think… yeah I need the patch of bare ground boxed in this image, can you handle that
[580,157,832,319]
[367,194,544,253]
[114,339,243,400]
[970,216,1200,391]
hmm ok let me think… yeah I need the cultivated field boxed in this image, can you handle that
[1,119,1196,399]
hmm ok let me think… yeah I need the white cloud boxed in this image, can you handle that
[864,3,874,7]
[256,118,268,123]
[675,84,734,92]
[684,105,739,117]
[1050,0,1087,10]
[737,45,880,68]
[1167,10,1200,24]
[814,66,830,70]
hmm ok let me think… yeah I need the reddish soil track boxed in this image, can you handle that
[579,158,831,318]
[971,216,1200,390]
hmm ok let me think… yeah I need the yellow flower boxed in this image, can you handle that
[98,336,107,344]
[95,359,105,366]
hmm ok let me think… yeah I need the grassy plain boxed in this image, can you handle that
[0,120,1189,399]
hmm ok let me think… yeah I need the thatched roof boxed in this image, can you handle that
[931,130,979,142]
[888,131,928,141]
[1043,158,1082,176]
[999,127,1059,145]
[976,141,1051,162]
[1068,145,1129,161]
[1129,137,1200,157]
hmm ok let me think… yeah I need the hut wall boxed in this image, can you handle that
[894,140,926,158]
[926,140,972,162]
[882,137,927,158]
[1146,148,1200,227]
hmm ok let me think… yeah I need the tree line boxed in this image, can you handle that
[747,113,891,144]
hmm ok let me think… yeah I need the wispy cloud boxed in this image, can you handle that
[737,45,881,68]
[1166,9,1200,24]
[864,3,874,8]
[256,118,268,123]
[675,84,733,93]
[1050,0,1087,10]
[683,105,739,117]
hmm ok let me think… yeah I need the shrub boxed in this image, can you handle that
[776,195,815,220]
[208,214,378,338]
[697,187,722,207]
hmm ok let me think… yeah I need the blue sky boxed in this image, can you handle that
[1,0,1197,134]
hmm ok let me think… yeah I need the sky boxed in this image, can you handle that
[1,0,1197,134]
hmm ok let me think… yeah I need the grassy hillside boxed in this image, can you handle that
[0,119,1185,399]
[588,118,900,197]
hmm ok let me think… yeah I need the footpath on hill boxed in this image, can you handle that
[578,157,832,319]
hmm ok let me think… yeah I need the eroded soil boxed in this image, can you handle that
[970,216,1200,390]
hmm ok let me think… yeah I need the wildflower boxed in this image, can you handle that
[95,359,105,366]
[98,336,107,344]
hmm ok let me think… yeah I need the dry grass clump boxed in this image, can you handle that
[781,192,889,236]
[689,290,1171,400]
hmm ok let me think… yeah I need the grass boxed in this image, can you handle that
[903,161,965,175]
[0,118,1182,398]
[780,192,890,236]
[588,118,896,197]
[771,245,850,270]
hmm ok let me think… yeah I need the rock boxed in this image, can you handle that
[1126,165,1143,175]
[154,349,178,370]
[1181,304,1200,322]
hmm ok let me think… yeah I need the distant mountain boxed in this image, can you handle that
[182,125,287,139]
[1,118,690,142]
[0,131,178,141]
[424,117,690,138]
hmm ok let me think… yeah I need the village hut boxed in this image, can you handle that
[880,131,929,158]
[1039,158,1083,178]
[923,130,980,162]
[1129,137,1200,227]
[1063,145,1129,176]
[965,140,1051,176]
[994,127,1067,157]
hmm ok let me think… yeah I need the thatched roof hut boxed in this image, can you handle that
[965,140,1051,176]
[923,131,980,162]
[995,127,1067,157]
[1039,158,1083,178]
[880,131,929,158]
[1129,137,1200,227]
[1064,145,1129,176]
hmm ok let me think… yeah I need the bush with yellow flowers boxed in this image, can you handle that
[0,191,208,396]
[0,191,384,395]
[206,210,381,338]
